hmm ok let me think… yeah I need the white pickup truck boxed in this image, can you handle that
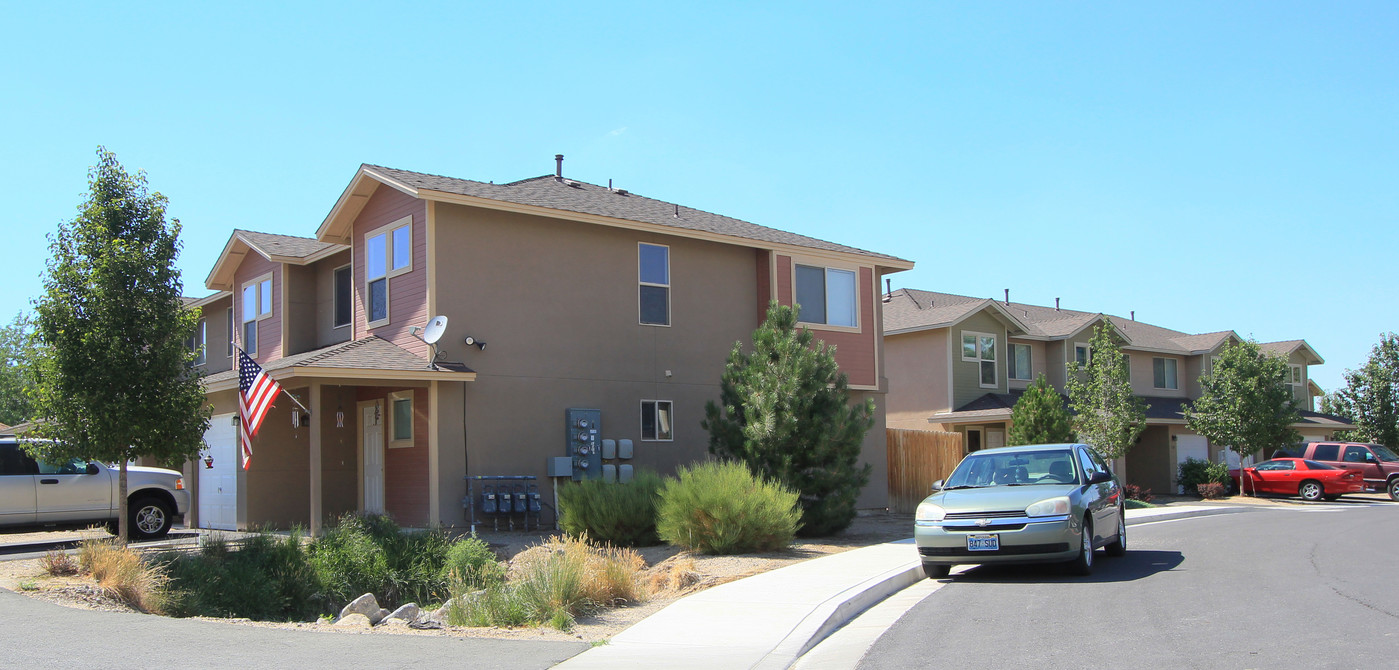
[0,436,189,539]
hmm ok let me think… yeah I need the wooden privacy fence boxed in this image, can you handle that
[886,428,965,513]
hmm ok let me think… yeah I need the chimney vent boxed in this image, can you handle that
[1131,310,1135,321]
[555,154,564,179]
[883,278,892,303]
[1004,289,1010,306]
[1055,298,1060,311]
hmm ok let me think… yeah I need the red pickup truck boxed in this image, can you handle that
[1280,442,1399,501]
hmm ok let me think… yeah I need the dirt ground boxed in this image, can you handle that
[0,512,915,644]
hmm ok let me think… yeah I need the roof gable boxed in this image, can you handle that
[205,230,348,291]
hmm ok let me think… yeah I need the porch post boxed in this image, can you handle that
[309,381,323,536]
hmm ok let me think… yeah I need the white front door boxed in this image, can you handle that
[987,429,1006,450]
[199,413,238,530]
[362,402,385,514]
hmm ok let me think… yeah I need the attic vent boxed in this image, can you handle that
[615,189,630,196]
[564,180,583,189]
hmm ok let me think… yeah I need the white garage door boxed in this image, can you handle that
[1176,435,1209,494]
[199,413,238,530]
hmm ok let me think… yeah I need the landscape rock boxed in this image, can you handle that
[337,593,384,624]
[384,603,420,624]
[333,613,372,627]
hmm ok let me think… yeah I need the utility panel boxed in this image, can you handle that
[566,408,602,481]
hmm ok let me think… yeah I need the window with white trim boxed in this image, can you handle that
[795,264,857,327]
[1153,357,1179,390]
[1073,343,1090,368]
[366,216,412,327]
[388,390,413,447]
[962,332,997,388]
[241,274,272,355]
[641,400,673,441]
[639,243,670,326]
[1008,343,1032,381]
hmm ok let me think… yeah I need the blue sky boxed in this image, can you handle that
[1,2,1394,392]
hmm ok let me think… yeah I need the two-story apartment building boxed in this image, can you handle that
[883,289,1354,494]
[185,161,912,532]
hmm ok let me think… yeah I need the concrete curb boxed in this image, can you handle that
[1125,505,1242,526]
[755,557,923,669]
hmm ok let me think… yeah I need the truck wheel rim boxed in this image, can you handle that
[136,506,165,534]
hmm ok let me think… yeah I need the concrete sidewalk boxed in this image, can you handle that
[559,504,1233,669]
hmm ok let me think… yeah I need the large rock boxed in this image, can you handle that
[383,603,420,624]
[333,613,372,627]
[337,593,384,625]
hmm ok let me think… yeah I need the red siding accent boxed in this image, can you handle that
[232,252,282,363]
[358,386,429,526]
[352,187,429,358]
[756,249,772,324]
[771,257,877,387]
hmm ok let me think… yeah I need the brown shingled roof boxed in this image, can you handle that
[202,336,474,389]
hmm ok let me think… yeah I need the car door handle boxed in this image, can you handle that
[40,479,59,485]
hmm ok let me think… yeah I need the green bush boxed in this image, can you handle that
[306,513,457,610]
[656,461,801,554]
[160,532,323,621]
[1177,457,1229,495]
[557,469,665,546]
[443,536,505,591]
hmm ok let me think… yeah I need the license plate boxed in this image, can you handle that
[967,534,999,551]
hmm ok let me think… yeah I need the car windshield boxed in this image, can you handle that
[1371,445,1399,462]
[944,449,1079,488]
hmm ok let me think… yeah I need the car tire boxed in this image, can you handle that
[1068,516,1094,576]
[130,497,173,540]
[1299,480,1324,502]
[922,563,951,580]
[1104,509,1127,557]
[1389,478,1399,502]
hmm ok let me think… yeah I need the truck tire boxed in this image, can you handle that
[1389,478,1399,502]
[130,496,173,540]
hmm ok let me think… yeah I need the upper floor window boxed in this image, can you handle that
[1289,365,1304,386]
[639,243,670,326]
[795,265,857,328]
[962,332,997,388]
[1008,343,1032,381]
[366,216,412,327]
[1153,357,1179,390]
[241,274,272,355]
[187,318,206,366]
[333,265,352,329]
[641,400,673,441]
[1074,343,1091,367]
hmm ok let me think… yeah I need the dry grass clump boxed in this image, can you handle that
[77,537,170,614]
[40,549,79,576]
[645,556,702,594]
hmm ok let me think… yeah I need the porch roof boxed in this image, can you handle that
[929,392,1357,431]
[201,335,476,393]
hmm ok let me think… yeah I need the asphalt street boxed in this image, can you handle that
[859,501,1399,670]
[0,588,588,669]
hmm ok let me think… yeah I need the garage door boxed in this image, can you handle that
[1176,435,1209,494]
[199,413,238,530]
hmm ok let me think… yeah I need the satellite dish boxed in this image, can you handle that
[421,315,448,344]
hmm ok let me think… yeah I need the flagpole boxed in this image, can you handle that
[236,344,312,417]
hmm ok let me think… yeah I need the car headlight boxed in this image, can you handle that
[1025,496,1070,517]
[916,501,946,522]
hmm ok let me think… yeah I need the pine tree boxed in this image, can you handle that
[1008,374,1075,445]
[702,302,874,537]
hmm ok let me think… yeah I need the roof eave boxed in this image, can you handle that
[202,365,476,394]
[316,166,422,244]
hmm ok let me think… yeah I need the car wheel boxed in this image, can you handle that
[1068,516,1094,576]
[922,563,951,579]
[1389,478,1399,502]
[1226,479,1239,496]
[1104,509,1127,557]
[1299,480,1324,502]
[130,497,173,540]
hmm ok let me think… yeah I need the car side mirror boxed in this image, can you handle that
[1088,471,1113,485]
[86,463,99,475]
[930,480,944,492]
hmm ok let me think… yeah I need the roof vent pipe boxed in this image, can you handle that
[1004,289,1010,306]
[884,278,892,303]
[555,154,564,180]
[1055,297,1060,311]
[1131,310,1135,321]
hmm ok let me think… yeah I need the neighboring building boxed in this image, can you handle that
[882,288,1354,494]
[184,161,912,531]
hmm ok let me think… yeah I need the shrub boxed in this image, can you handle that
[656,461,801,554]
[306,513,457,610]
[1125,498,1155,509]
[1197,482,1227,500]
[159,532,323,621]
[1123,484,1153,503]
[41,549,78,576]
[1177,457,1229,494]
[76,536,170,614]
[443,536,506,591]
[557,469,665,546]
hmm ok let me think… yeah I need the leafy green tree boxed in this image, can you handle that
[1008,374,1075,445]
[1318,391,1359,442]
[0,312,38,426]
[27,148,210,542]
[1065,322,1146,460]
[702,302,874,537]
[1329,333,1399,448]
[1185,340,1301,495]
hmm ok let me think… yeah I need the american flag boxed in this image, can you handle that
[238,350,282,471]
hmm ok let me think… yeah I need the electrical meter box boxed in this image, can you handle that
[565,408,602,481]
